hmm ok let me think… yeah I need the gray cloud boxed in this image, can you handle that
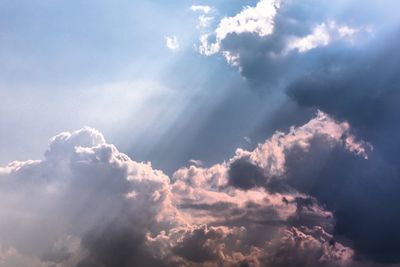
[228,158,267,190]
[285,31,400,263]
[197,0,400,263]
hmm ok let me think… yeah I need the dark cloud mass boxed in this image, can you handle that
[228,158,267,190]
[286,32,400,263]
[201,0,400,264]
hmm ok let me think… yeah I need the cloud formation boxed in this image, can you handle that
[199,0,279,56]
[3,0,400,265]
[0,111,375,266]
[197,0,371,84]
[194,0,400,263]
[0,127,177,266]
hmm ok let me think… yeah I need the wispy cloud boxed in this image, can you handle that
[190,5,212,14]
[165,35,179,50]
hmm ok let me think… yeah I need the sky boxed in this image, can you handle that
[0,0,400,266]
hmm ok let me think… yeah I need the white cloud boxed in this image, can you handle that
[190,5,214,30]
[287,23,332,53]
[287,21,361,53]
[195,1,368,68]
[198,15,214,29]
[222,50,240,66]
[165,35,179,50]
[190,5,212,14]
[199,0,280,55]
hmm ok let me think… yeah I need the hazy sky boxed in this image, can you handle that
[0,0,288,172]
[1,1,400,266]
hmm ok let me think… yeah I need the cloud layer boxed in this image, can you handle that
[0,111,376,266]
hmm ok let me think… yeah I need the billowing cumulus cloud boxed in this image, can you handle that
[0,112,376,266]
[0,127,178,266]
[148,225,354,267]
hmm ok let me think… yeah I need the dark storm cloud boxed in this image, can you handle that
[77,218,168,267]
[287,30,400,162]
[171,226,220,263]
[285,30,400,263]
[273,125,400,263]
[241,112,400,263]
[202,0,400,264]
[228,158,267,190]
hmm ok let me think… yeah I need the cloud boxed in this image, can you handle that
[228,158,266,190]
[197,0,370,78]
[197,15,214,29]
[3,0,400,265]
[262,226,354,267]
[190,5,212,14]
[148,224,354,267]
[0,127,177,266]
[191,2,400,261]
[0,113,369,266]
[188,159,203,166]
[191,5,214,30]
[199,0,280,55]
[229,111,370,188]
[165,111,370,266]
[286,21,360,53]
[285,29,400,263]
[165,36,179,50]
[199,8,400,262]
[243,136,252,144]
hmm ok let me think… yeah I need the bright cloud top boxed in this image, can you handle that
[198,0,367,65]
[287,21,361,53]
[199,0,280,55]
